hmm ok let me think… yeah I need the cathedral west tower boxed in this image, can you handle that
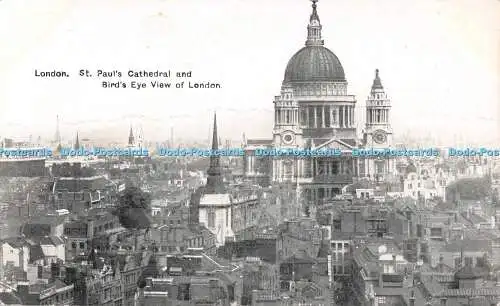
[362,69,395,181]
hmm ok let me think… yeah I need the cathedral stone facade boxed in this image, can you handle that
[243,0,396,206]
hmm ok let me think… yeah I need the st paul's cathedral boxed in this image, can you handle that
[243,0,396,205]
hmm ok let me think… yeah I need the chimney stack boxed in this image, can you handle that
[409,290,415,306]
[439,254,444,272]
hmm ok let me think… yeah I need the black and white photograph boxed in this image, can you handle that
[0,0,499,305]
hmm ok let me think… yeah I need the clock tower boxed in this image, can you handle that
[363,69,394,181]
[272,84,302,148]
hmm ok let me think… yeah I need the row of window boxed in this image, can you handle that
[57,192,85,201]
[70,241,86,250]
[294,84,348,97]
[40,290,73,305]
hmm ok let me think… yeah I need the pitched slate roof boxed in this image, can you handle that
[439,287,500,297]
[3,237,28,249]
[0,292,22,305]
[455,265,487,280]
[440,239,491,253]
[38,236,65,246]
[29,244,45,263]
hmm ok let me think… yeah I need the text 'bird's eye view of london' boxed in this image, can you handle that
[0,0,499,305]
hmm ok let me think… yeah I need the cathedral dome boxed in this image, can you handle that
[283,46,345,83]
[282,0,345,84]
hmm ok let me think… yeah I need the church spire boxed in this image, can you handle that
[54,115,61,144]
[74,132,80,150]
[205,112,225,194]
[128,125,135,146]
[305,0,324,46]
[371,69,384,92]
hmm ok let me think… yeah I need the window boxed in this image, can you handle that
[377,296,386,303]
[208,211,215,228]
[308,106,315,127]
[300,109,307,126]
[79,242,85,249]
[464,257,473,266]
[71,242,77,249]
[476,256,486,267]
[331,108,337,125]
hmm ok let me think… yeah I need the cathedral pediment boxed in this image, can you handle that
[313,138,355,151]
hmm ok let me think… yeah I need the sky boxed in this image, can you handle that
[0,0,499,144]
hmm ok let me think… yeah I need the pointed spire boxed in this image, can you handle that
[371,69,384,91]
[54,115,61,143]
[128,125,135,146]
[305,0,324,46]
[211,113,219,151]
[74,132,80,150]
[205,112,225,194]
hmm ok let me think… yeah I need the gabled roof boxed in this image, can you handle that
[314,138,355,150]
[38,236,65,246]
[2,237,28,249]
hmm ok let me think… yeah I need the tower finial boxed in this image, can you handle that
[371,68,383,91]
[54,115,61,144]
[128,124,135,146]
[74,132,80,150]
[305,0,323,46]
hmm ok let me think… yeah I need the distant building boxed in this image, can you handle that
[0,158,46,177]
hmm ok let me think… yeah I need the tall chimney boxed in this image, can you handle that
[439,254,444,272]
[409,290,415,306]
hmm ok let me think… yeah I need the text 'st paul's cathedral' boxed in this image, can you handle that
[243,0,395,203]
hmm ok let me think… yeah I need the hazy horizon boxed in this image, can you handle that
[0,0,499,144]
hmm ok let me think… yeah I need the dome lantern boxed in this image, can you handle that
[306,0,324,47]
